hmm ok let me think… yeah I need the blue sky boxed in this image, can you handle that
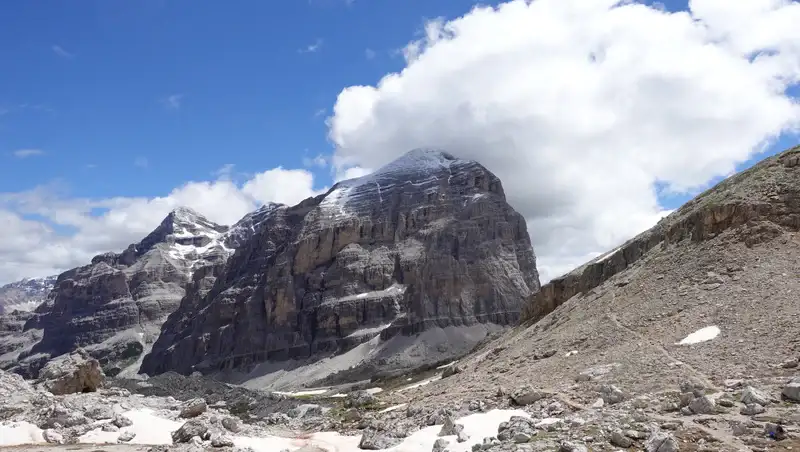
[2,0,795,207]
[1,0,494,199]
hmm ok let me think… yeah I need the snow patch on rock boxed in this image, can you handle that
[677,326,720,345]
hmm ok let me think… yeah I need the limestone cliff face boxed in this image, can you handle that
[141,149,540,378]
[3,208,253,378]
[522,145,800,324]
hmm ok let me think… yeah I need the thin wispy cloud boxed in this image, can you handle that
[302,153,328,168]
[134,157,149,168]
[51,45,74,59]
[161,94,183,110]
[313,108,326,118]
[365,48,376,60]
[213,164,236,181]
[86,164,98,169]
[13,149,45,159]
[299,39,324,54]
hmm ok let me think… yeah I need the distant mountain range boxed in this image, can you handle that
[0,276,57,315]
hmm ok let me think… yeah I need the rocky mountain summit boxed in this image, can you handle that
[0,276,57,315]
[0,207,267,379]
[141,149,539,385]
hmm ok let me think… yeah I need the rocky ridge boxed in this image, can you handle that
[141,148,540,386]
[522,145,800,324]
[0,207,273,379]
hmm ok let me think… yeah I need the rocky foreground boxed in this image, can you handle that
[1,344,799,452]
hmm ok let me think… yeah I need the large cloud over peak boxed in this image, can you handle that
[327,0,800,282]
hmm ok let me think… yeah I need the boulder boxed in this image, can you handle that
[510,386,551,406]
[179,398,208,418]
[171,419,210,443]
[432,438,449,452]
[358,428,404,450]
[118,431,136,443]
[42,429,65,444]
[345,390,377,409]
[438,417,465,437]
[782,377,800,402]
[112,414,134,428]
[600,385,626,405]
[741,386,770,406]
[610,430,633,448]
[211,435,235,447]
[645,431,679,452]
[222,417,241,433]
[497,416,536,443]
[688,395,716,414]
[36,349,104,395]
[442,365,462,379]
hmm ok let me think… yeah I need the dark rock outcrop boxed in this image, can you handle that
[141,149,539,381]
[522,145,800,324]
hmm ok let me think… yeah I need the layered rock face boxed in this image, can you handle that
[141,149,539,380]
[522,145,800,324]
[2,208,257,378]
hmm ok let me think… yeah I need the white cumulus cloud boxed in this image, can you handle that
[327,0,800,282]
[0,168,324,284]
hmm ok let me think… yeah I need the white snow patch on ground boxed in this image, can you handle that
[273,388,330,397]
[379,403,407,414]
[79,408,183,445]
[3,406,531,452]
[397,375,442,393]
[677,325,720,345]
[234,409,530,452]
[0,421,45,446]
[366,387,383,395]
[381,409,529,452]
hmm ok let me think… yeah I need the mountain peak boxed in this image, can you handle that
[370,148,464,179]
[161,207,227,235]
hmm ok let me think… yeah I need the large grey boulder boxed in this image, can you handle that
[35,349,104,395]
[783,377,800,402]
[741,386,770,406]
[510,386,551,406]
[358,428,404,450]
[645,430,679,452]
[179,398,207,418]
[171,419,210,443]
